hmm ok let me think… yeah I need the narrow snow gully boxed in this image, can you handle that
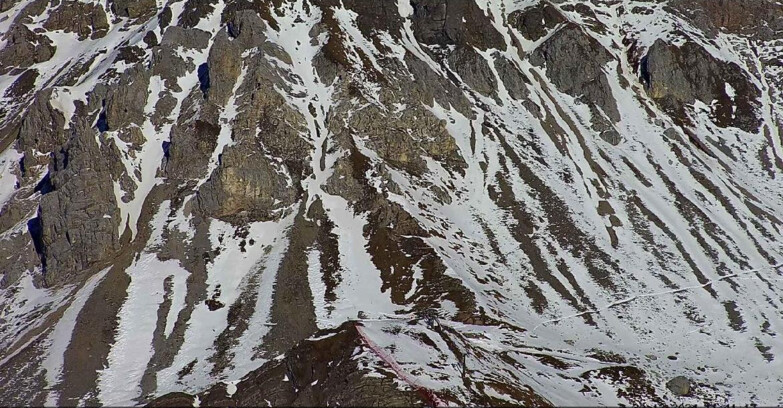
[266,0,335,207]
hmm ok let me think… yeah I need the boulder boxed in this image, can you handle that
[666,376,691,396]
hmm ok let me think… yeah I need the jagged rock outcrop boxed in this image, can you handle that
[149,323,426,407]
[17,90,67,167]
[110,0,157,20]
[104,68,151,130]
[36,121,123,286]
[410,0,503,50]
[530,23,620,123]
[204,31,242,106]
[346,101,465,177]
[0,24,55,74]
[4,68,38,99]
[43,1,109,40]
[179,0,220,29]
[196,141,299,222]
[494,53,530,101]
[508,2,567,42]
[669,0,783,40]
[447,46,498,99]
[163,101,221,181]
[642,39,761,132]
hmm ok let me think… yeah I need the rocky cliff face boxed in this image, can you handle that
[1,0,783,406]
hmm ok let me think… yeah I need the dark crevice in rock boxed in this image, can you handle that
[26,216,45,269]
[96,111,109,133]
[198,63,211,96]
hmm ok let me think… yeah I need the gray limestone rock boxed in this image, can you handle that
[178,0,219,29]
[0,24,55,75]
[104,67,151,130]
[163,97,221,181]
[43,1,109,40]
[160,26,211,52]
[37,120,123,286]
[405,53,472,117]
[494,53,530,100]
[344,101,464,177]
[204,31,242,106]
[508,1,567,42]
[0,229,41,289]
[410,0,504,51]
[530,23,620,122]
[110,0,157,20]
[447,47,498,99]
[17,90,68,171]
[4,69,38,99]
[666,376,691,396]
[224,9,269,50]
[195,141,299,222]
[150,48,191,90]
[668,0,783,40]
[642,39,761,132]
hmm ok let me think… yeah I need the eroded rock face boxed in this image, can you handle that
[17,90,67,164]
[4,69,38,99]
[530,23,619,122]
[195,141,299,222]
[37,121,123,286]
[410,0,504,50]
[642,40,761,132]
[494,53,530,100]
[178,0,220,29]
[0,24,55,75]
[104,67,151,130]
[222,8,269,49]
[447,46,498,99]
[315,0,403,38]
[0,231,40,289]
[669,0,783,40]
[164,100,221,181]
[110,0,157,19]
[161,25,212,53]
[149,323,425,407]
[43,1,109,40]
[346,102,464,177]
[508,1,566,42]
[204,31,242,106]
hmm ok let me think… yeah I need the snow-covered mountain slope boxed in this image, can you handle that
[1,0,782,406]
